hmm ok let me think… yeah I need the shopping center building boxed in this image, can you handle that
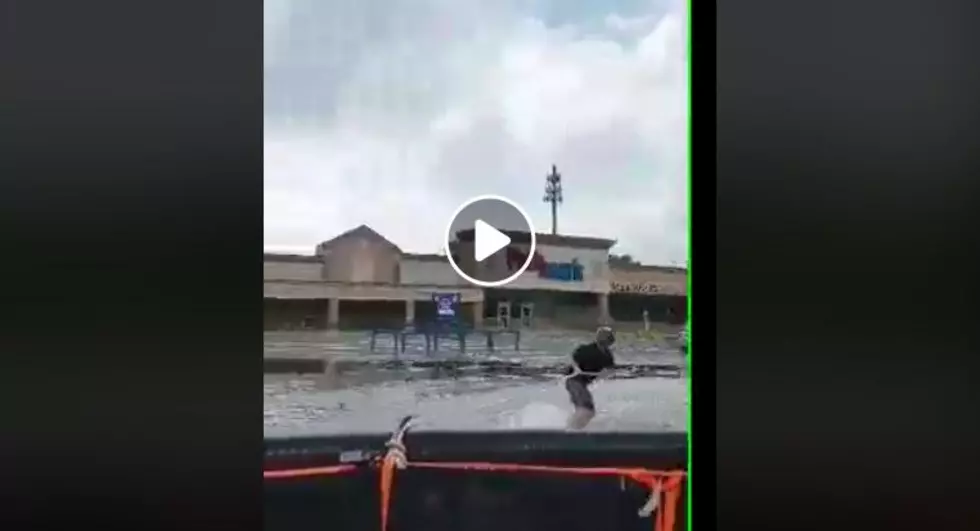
[263,224,686,330]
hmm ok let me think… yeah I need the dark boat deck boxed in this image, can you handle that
[265,430,687,531]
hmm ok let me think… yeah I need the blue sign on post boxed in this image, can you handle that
[432,293,461,323]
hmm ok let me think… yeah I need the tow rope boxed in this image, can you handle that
[565,363,604,379]
[264,416,687,531]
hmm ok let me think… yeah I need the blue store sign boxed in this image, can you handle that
[505,247,584,282]
[432,293,461,322]
[541,259,584,281]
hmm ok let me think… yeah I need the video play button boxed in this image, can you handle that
[444,195,537,287]
[474,220,511,262]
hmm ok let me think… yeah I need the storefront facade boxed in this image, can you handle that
[263,225,686,330]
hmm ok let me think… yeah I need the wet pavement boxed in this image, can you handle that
[264,330,688,437]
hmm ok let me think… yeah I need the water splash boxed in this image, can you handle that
[508,402,568,429]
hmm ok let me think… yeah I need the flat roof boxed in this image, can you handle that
[611,263,687,274]
[263,253,320,263]
[454,229,615,250]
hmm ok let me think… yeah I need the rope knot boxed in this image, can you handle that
[637,480,662,517]
[382,415,414,468]
[380,415,416,531]
[384,440,409,469]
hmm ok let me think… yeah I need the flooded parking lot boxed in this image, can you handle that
[264,330,688,437]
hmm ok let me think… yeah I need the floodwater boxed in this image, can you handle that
[264,330,688,437]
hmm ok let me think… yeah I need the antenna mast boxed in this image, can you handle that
[543,164,563,235]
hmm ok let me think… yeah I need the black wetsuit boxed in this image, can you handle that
[564,342,615,411]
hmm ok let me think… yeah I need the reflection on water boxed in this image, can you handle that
[264,330,687,436]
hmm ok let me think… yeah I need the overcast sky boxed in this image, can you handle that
[264,0,687,265]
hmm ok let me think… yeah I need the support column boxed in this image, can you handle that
[405,299,416,326]
[472,300,485,328]
[597,293,611,325]
[327,298,340,329]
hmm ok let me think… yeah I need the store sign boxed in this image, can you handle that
[432,293,460,321]
[611,281,665,294]
[505,247,584,282]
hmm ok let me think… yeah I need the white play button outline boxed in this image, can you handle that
[474,219,511,262]
[444,194,537,288]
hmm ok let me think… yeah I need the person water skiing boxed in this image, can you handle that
[564,326,617,430]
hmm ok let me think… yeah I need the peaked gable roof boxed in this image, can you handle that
[317,224,402,253]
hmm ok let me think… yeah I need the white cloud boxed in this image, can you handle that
[264,0,688,265]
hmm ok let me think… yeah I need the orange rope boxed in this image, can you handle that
[379,449,408,531]
[660,475,684,531]
[263,464,357,479]
[378,458,686,531]
[266,457,686,531]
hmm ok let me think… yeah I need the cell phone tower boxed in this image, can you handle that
[542,164,563,235]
